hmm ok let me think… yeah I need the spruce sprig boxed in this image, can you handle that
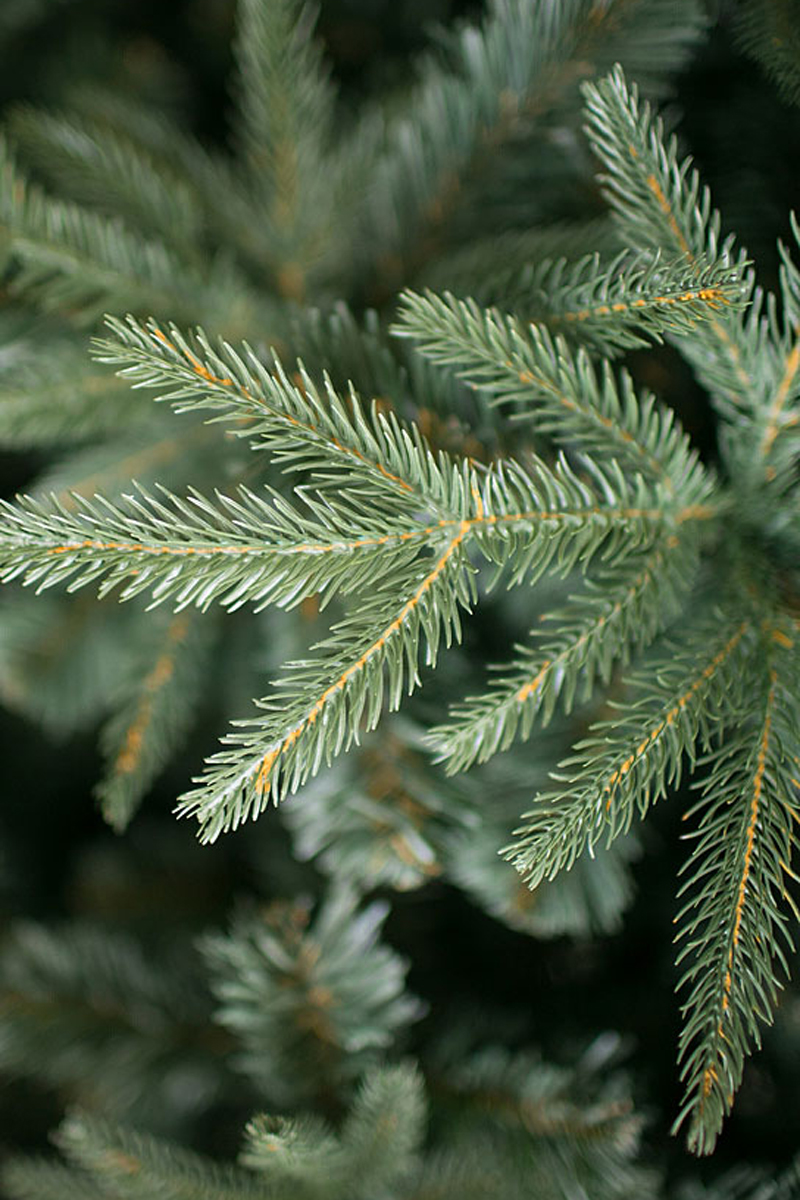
[401,68,800,1153]
[392,285,724,498]
[582,65,800,500]
[0,307,710,839]
[1,55,798,1157]
[508,610,756,884]
[673,630,800,1155]
[0,0,713,839]
[434,538,696,773]
[0,136,253,329]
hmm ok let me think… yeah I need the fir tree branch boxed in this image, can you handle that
[241,1112,340,1193]
[733,0,800,108]
[201,890,422,1102]
[365,0,707,289]
[93,316,718,543]
[178,543,476,840]
[95,610,218,831]
[241,1065,426,1199]
[470,454,711,583]
[56,1113,267,1200]
[673,630,800,1154]
[6,104,206,259]
[92,318,446,508]
[507,613,754,886]
[2,1159,107,1200]
[1,307,723,843]
[232,0,335,273]
[394,288,716,502]
[0,335,142,446]
[0,137,247,328]
[284,719,464,893]
[62,86,292,286]
[583,68,800,500]
[759,333,800,470]
[755,218,800,488]
[434,533,699,773]
[0,922,214,1114]
[0,433,711,840]
[0,485,449,612]
[581,67,763,421]
[417,218,621,304]
[427,252,745,358]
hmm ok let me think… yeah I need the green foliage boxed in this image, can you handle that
[0,922,219,1128]
[674,653,800,1153]
[95,609,219,831]
[240,1064,426,1200]
[200,888,423,1104]
[419,251,744,357]
[0,1052,661,1200]
[445,746,643,938]
[0,310,713,842]
[0,0,712,836]
[1,0,799,1189]
[2,47,799,1154]
[282,717,476,893]
[0,316,143,446]
[733,0,800,108]
[232,0,336,264]
[358,0,708,293]
[0,133,252,330]
[0,900,662,1199]
[508,609,755,883]
[675,1154,800,1200]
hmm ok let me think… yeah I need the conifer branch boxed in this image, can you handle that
[2,1159,105,1200]
[469,455,708,582]
[0,486,446,612]
[0,438,710,840]
[394,288,717,502]
[756,218,800,487]
[178,546,476,841]
[581,66,800,511]
[284,719,463,893]
[582,66,723,263]
[95,611,217,831]
[92,318,451,508]
[507,614,754,886]
[673,632,800,1154]
[0,922,214,1112]
[62,87,292,285]
[6,105,206,258]
[241,1064,426,1198]
[434,534,698,773]
[233,0,334,250]
[0,308,720,847]
[201,890,422,1100]
[0,334,141,446]
[55,1113,266,1200]
[1,11,799,1166]
[417,218,621,304]
[733,0,800,108]
[426,252,744,357]
[582,66,761,422]
[366,0,706,287]
[0,137,239,328]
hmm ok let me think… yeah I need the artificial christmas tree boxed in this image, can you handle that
[0,1,799,1194]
